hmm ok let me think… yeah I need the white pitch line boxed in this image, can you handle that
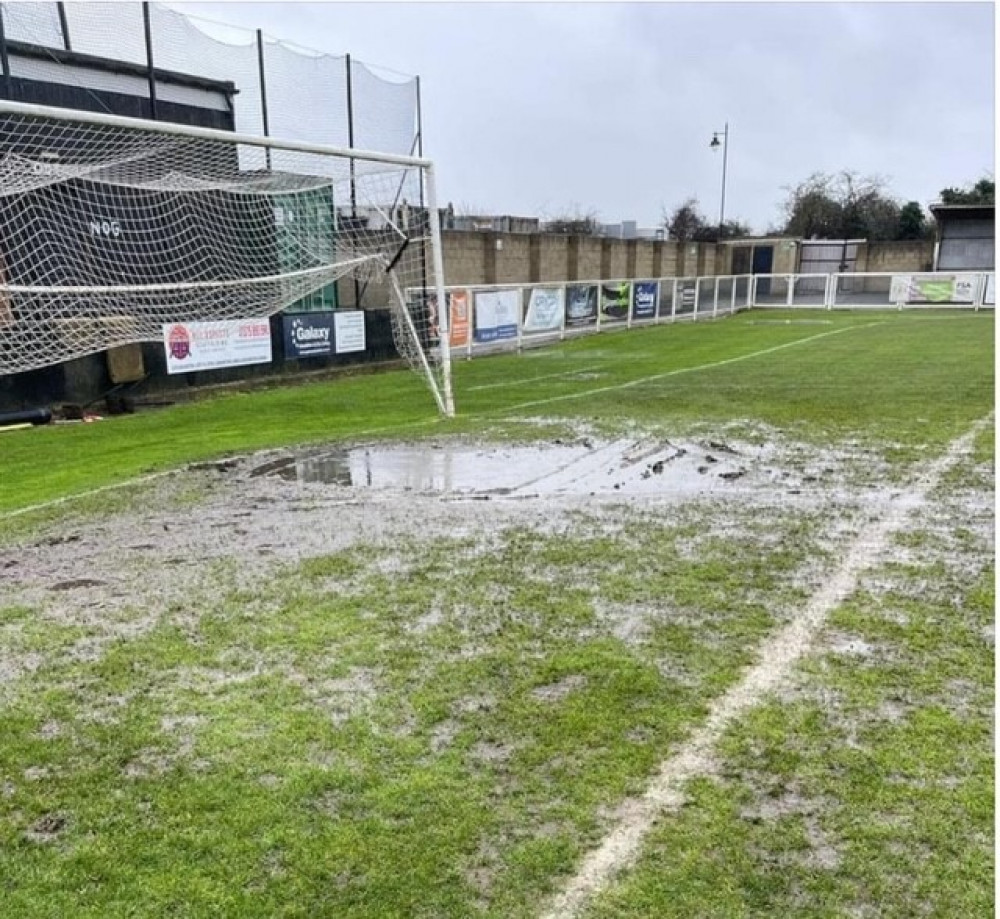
[495,321,885,416]
[539,412,993,919]
[467,365,604,392]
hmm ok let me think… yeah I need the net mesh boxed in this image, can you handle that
[0,2,419,159]
[0,107,447,410]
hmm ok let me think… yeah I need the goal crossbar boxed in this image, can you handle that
[0,100,430,170]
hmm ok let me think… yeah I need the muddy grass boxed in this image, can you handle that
[0,419,992,918]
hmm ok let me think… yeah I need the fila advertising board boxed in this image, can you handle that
[164,318,272,374]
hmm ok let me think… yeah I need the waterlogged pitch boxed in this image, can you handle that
[0,309,993,918]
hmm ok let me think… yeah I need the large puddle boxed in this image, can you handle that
[247,438,757,499]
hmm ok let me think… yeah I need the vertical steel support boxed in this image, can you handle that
[57,2,72,51]
[142,2,157,121]
[256,30,271,171]
[424,163,455,417]
[345,54,361,309]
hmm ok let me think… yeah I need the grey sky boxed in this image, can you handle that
[175,2,994,233]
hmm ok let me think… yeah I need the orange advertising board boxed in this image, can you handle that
[449,289,470,347]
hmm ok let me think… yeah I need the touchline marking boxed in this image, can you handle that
[494,321,885,416]
[467,365,604,392]
[539,412,993,919]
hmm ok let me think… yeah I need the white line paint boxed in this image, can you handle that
[493,321,885,416]
[539,412,993,919]
[467,365,604,392]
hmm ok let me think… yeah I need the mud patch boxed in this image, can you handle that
[531,674,587,703]
[25,812,68,843]
[49,578,107,591]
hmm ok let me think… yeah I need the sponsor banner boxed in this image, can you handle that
[163,318,271,374]
[523,286,565,333]
[565,284,598,327]
[448,290,471,347]
[984,274,995,306]
[889,274,976,304]
[334,311,366,353]
[632,281,659,320]
[282,313,333,359]
[601,281,631,322]
[675,281,697,313]
[474,289,519,342]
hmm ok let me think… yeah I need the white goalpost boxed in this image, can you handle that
[0,100,455,417]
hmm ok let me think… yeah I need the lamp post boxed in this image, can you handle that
[709,122,729,233]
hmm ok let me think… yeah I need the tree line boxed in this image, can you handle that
[663,172,994,242]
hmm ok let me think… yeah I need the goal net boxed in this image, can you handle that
[0,101,454,416]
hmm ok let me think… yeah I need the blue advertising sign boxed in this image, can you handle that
[283,313,334,359]
[632,281,659,320]
[473,289,520,342]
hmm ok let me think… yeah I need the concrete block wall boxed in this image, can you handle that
[538,236,568,282]
[495,234,531,284]
[576,238,604,281]
[442,230,487,286]
[633,240,657,278]
[860,240,935,274]
[434,231,940,294]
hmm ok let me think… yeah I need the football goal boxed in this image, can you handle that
[0,100,454,416]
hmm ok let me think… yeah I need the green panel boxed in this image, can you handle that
[273,185,339,315]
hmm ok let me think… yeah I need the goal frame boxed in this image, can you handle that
[0,99,455,417]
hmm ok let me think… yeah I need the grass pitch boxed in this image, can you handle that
[0,309,993,918]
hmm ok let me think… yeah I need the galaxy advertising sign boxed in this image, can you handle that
[282,313,334,359]
[631,281,659,320]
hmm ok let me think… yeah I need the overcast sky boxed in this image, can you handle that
[174,1,994,232]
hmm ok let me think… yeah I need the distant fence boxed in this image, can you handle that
[418,271,995,359]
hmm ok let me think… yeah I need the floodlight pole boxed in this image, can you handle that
[710,122,729,232]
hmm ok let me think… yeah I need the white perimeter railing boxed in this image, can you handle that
[418,270,995,358]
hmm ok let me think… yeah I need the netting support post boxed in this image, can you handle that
[0,7,11,97]
[345,54,361,310]
[57,2,72,51]
[424,162,455,417]
[142,2,158,121]
[256,30,271,172]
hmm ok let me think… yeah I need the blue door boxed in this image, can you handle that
[752,245,774,297]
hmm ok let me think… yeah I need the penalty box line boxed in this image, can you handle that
[538,411,994,919]
[490,321,886,416]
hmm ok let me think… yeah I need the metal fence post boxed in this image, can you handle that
[256,30,271,170]
[142,2,158,121]
[57,2,72,51]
